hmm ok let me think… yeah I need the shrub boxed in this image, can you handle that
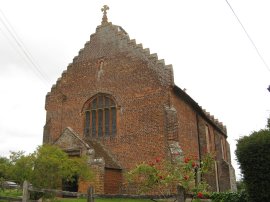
[235,129,270,202]
[210,191,248,202]
[126,152,214,201]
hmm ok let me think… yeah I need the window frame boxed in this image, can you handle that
[221,137,227,161]
[83,94,117,138]
[205,125,211,153]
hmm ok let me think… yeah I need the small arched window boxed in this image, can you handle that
[84,94,117,138]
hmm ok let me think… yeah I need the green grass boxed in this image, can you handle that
[0,191,162,202]
[59,198,153,202]
[0,189,22,197]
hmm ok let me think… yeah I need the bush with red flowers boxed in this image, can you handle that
[197,192,204,198]
[126,152,214,201]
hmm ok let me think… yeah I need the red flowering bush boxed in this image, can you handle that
[126,153,214,201]
[197,192,204,198]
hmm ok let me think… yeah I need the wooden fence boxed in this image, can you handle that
[20,181,188,202]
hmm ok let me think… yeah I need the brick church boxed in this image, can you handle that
[43,5,236,194]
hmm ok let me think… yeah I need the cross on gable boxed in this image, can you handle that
[101,5,109,15]
[101,5,110,24]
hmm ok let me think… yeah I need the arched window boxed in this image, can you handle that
[84,94,117,138]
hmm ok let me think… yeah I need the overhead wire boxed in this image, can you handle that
[225,0,270,73]
[0,9,50,84]
[0,25,26,62]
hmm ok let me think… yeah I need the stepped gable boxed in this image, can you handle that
[46,6,174,98]
[45,5,226,136]
[173,86,227,136]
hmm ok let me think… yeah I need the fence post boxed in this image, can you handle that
[176,185,185,202]
[22,180,30,202]
[87,186,94,202]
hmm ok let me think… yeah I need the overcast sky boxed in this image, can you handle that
[0,0,269,179]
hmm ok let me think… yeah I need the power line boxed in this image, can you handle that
[0,9,50,84]
[0,25,25,61]
[225,0,270,73]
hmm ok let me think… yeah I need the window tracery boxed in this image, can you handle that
[84,94,117,138]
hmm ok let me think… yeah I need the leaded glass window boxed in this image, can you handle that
[84,111,90,136]
[84,94,117,138]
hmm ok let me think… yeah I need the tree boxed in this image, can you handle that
[0,145,93,190]
[0,157,11,191]
[8,151,34,186]
[235,128,270,202]
[0,157,10,179]
[31,145,93,189]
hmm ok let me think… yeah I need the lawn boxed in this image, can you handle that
[0,189,22,197]
[60,198,153,202]
[0,190,164,202]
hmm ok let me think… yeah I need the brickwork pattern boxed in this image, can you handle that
[78,165,105,194]
[172,94,199,156]
[45,22,173,172]
[198,116,233,192]
[44,19,235,194]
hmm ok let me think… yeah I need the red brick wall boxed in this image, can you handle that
[44,23,173,171]
[78,165,104,194]
[197,114,232,191]
[172,93,200,157]
[44,22,233,193]
[172,93,232,191]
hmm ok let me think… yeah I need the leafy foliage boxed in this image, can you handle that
[236,180,246,192]
[126,153,214,201]
[0,189,22,197]
[32,145,93,189]
[235,128,270,202]
[0,157,10,179]
[210,191,248,202]
[0,145,93,190]
[9,152,35,186]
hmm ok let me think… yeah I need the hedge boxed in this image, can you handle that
[235,129,270,202]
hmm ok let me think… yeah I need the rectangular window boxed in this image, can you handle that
[98,109,103,137]
[85,111,90,136]
[91,111,96,137]
[205,125,211,153]
[112,107,116,136]
[221,138,227,161]
[105,109,110,137]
